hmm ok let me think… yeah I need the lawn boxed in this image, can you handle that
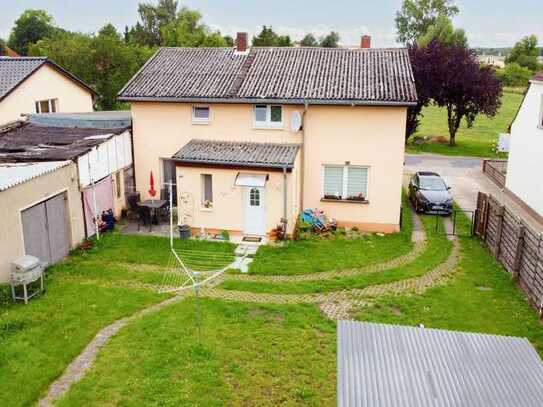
[219,215,450,294]
[246,196,413,276]
[406,91,523,158]
[2,207,543,405]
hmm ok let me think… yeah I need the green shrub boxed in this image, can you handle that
[496,63,533,87]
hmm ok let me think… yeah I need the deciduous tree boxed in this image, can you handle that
[505,35,540,72]
[126,0,178,46]
[300,33,318,47]
[395,0,459,45]
[417,14,467,48]
[319,31,340,48]
[8,9,56,55]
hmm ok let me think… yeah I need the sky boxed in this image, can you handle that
[0,0,542,48]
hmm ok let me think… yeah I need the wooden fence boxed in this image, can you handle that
[482,159,508,188]
[475,192,543,312]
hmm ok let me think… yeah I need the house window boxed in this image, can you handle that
[323,165,368,201]
[115,171,122,199]
[250,188,260,206]
[539,95,543,128]
[192,106,210,123]
[35,99,57,113]
[201,174,213,208]
[253,104,283,128]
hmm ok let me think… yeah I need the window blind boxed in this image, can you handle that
[323,166,344,197]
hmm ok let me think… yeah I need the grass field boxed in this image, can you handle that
[406,91,524,158]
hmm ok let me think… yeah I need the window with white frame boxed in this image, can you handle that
[201,174,213,208]
[35,98,57,113]
[323,165,368,201]
[539,95,543,128]
[253,104,282,128]
[192,106,210,123]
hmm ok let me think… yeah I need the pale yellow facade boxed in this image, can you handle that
[0,163,86,282]
[0,63,94,125]
[130,101,406,235]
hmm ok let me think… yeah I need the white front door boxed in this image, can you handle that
[244,187,266,235]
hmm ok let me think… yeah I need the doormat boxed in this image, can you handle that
[242,236,262,243]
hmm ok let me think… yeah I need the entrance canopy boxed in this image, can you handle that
[235,173,267,187]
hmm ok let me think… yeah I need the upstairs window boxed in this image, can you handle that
[35,99,57,113]
[323,165,369,201]
[192,106,210,123]
[253,104,282,128]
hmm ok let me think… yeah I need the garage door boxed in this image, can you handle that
[21,193,70,265]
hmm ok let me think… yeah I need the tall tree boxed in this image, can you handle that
[0,39,6,56]
[417,14,467,48]
[300,33,318,47]
[252,26,279,46]
[435,42,502,146]
[160,7,228,47]
[319,31,340,48]
[127,0,178,46]
[8,9,56,55]
[505,35,540,71]
[395,0,459,45]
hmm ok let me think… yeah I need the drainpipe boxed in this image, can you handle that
[300,100,309,210]
[283,167,288,230]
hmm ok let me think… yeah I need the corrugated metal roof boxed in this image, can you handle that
[172,139,300,169]
[26,111,132,129]
[0,161,71,191]
[118,47,417,105]
[338,321,543,407]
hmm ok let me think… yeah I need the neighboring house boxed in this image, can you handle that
[0,112,133,282]
[477,54,506,68]
[0,57,97,125]
[337,321,543,407]
[505,71,543,225]
[118,33,417,237]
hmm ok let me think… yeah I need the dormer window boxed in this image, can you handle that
[192,106,210,123]
[253,104,282,128]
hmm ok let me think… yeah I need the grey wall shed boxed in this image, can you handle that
[338,321,543,407]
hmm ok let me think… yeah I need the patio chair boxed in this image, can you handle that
[137,206,152,232]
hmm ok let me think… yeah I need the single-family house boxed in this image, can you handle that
[118,33,417,237]
[0,57,97,125]
[505,71,543,225]
[0,112,133,282]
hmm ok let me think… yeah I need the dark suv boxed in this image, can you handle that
[408,172,453,215]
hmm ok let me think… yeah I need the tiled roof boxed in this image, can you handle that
[0,57,97,102]
[0,161,71,191]
[172,139,300,169]
[119,47,417,105]
[338,321,543,407]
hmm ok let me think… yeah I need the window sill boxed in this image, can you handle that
[192,120,210,125]
[320,198,369,205]
[253,124,283,130]
[200,207,214,212]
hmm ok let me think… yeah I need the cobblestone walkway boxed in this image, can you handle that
[38,294,184,407]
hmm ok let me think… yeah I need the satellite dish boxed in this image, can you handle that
[290,111,302,132]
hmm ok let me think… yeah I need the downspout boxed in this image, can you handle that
[300,100,309,210]
[283,167,288,235]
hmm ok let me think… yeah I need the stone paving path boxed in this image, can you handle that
[38,294,184,407]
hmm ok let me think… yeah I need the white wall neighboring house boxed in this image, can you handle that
[0,57,96,125]
[505,72,543,221]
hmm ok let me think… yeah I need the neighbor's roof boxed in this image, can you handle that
[119,47,417,106]
[0,122,129,163]
[0,57,98,102]
[172,139,300,169]
[338,321,543,407]
[0,161,71,191]
[26,111,132,129]
[532,71,543,82]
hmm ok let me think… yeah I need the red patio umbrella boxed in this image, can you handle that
[148,171,157,198]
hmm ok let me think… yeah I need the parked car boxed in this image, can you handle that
[408,172,453,215]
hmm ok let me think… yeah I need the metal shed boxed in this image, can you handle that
[337,321,543,407]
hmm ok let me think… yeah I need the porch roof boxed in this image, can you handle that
[172,139,300,169]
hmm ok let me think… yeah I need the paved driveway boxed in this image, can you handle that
[404,154,486,211]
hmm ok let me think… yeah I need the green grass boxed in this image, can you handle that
[406,91,523,158]
[56,299,336,407]
[219,215,450,294]
[247,198,413,276]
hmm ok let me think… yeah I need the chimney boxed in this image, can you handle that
[361,35,371,49]
[236,32,248,53]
